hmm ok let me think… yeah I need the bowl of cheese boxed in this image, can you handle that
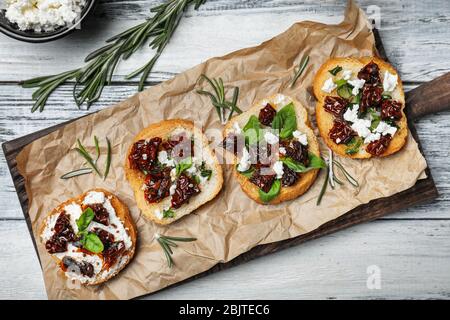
[0,0,96,42]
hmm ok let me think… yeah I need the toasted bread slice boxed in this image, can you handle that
[313,56,408,158]
[125,119,223,225]
[223,94,321,205]
[40,188,137,285]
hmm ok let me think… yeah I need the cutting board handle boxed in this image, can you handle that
[406,72,450,120]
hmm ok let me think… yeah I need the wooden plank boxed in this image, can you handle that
[0,0,449,82]
[2,219,450,300]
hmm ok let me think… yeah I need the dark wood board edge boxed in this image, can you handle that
[0,27,440,299]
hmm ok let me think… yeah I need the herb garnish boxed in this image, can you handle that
[199,161,212,180]
[328,65,343,76]
[175,157,193,176]
[272,102,297,139]
[196,74,242,124]
[156,233,197,268]
[316,150,359,205]
[76,207,104,254]
[61,136,112,180]
[345,137,363,155]
[259,179,281,203]
[21,0,208,112]
[243,115,263,145]
[162,208,176,219]
[290,55,310,88]
[281,153,326,173]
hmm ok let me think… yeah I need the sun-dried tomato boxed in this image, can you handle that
[281,164,299,187]
[280,140,309,166]
[102,241,126,268]
[250,169,276,193]
[329,120,356,145]
[144,167,172,203]
[128,137,161,172]
[323,96,349,117]
[366,134,392,156]
[248,143,273,167]
[357,61,381,85]
[163,133,194,160]
[360,84,383,113]
[171,174,200,209]
[45,212,77,254]
[93,228,115,249]
[259,103,277,126]
[87,203,109,226]
[381,99,402,121]
[61,256,95,278]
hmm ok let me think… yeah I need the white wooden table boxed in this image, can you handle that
[1,0,449,300]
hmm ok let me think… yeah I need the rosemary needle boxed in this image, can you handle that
[156,234,197,268]
[104,137,112,180]
[60,168,93,179]
[290,55,310,88]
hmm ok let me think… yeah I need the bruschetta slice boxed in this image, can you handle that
[223,94,324,205]
[40,189,137,285]
[313,56,408,158]
[125,119,223,225]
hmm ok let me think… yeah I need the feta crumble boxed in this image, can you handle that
[321,78,337,93]
[348,78,365,95]
[273,161,284,179]
[237,147,251,172]
[342,69,352,80]
[292,130,308,146]
[383,71,398,92]
[264,131,279,145]
[5,0,86,33]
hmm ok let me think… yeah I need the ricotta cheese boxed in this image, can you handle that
[342,69,352,80]
[348,79,365,95]
[264,131,279,145]
[293,130,308,146]
[321,78,337,93]
[383,71,398,92]
[273,161,284,179]
[237,147,251,172]
[5,0,86,32]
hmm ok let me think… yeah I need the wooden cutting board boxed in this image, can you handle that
[2,29,449,297]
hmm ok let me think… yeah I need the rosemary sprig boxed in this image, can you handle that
[60,168,93,179]
[156,233,197,268]
[61,136,112,180]
[290,55,310,88]
[196,74,242,124]
[316,149,359,205]
[20,0,208,112]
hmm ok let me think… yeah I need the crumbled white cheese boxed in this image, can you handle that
[41,214,59,242]
[383,71,398,92]
[82,191,105,205]
[321,78,337,93]
[342,69,352,80]
[273,161,284,179]
[264,131,279,145]
[364,132,381,144]
[170,168,177,181]
[348,79,366,95]
[237,147,251,172]
[279,147,286,155]
[293,130,308,146]
[142,154,148,160]
[169,184,177,195]
[158,150,175,167]
[5,0,86,33]
[351,119,372,138]
[375,121,398,136]
[233,122,242,134]
[343,105,359,123]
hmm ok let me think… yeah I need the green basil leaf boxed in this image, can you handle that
[76,207,95,232]
[259,179,281,203]
[238,165,255,178]
[382,92,392,100]
[243,115,262,145]
[281,153,326,173]
[271,102,297,139]
[192,175,201,184]
[337,84,353,99]
[82,232,104,253]
[163,208,175,219]
[175,157,192,176]
[345,137,363,155]
[328,65,342,76]
[334,79,347,87]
